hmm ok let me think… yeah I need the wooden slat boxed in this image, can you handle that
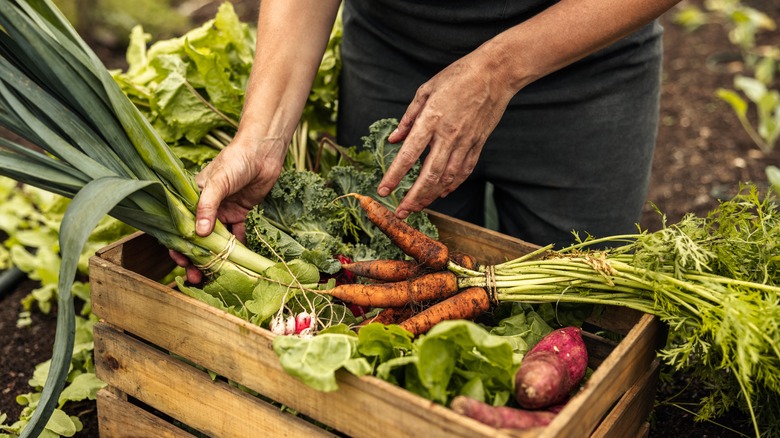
[95,231,175,282]
[97,388,195,438]
[539,314,664,438]
[582,331,619,369]
[428,210,541,264]
[91,212,664,438]
[591,360,660,438]
[90,260,507,438]
[94,323,337,438]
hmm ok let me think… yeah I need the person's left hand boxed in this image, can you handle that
[378,49,517,218]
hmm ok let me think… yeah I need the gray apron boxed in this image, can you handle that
[337,0,663,247]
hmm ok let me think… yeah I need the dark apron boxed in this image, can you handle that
[337,0,663,247]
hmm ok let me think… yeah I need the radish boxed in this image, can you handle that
[285,315,296,335]
[269,315,286,335]
[295,311,313,334]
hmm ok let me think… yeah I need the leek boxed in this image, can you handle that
[0,1,279,435]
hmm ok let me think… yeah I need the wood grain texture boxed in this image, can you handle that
[94,324,337,438]
[97,388,195,438]
[591,360,660,438]
[90,211,665,438]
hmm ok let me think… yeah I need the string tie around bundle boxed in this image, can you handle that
[484,264,498,305]
[195,234,237,275]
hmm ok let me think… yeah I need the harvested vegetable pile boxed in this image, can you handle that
[0,1,342,435]
[2,1,780,437]
[283,184,780,437]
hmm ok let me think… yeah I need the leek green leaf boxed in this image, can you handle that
[22,176,154,438]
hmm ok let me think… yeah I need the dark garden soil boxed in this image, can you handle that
[1,1,779,436]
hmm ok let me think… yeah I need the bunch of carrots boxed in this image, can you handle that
[323,193,493,336]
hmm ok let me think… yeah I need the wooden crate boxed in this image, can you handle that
[90,211,665,438]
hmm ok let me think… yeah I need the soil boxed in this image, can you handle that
[1,1,779,437]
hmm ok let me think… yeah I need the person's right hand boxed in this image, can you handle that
[173,135,289,283]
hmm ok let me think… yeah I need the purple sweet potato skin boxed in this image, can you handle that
[514,326,588,409]
[451,396,557,429]
[527,326,588,383]
[514,350,571,409]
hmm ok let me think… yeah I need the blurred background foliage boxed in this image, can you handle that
[52,0,258,69]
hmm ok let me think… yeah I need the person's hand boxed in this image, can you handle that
[379,50,517,219]
[172,135,288,283]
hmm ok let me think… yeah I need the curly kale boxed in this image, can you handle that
[245,118,439,269]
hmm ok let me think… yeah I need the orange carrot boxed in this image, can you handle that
[323,271,458,308]
[450,252,478,270]
[399,286,491,336]
[346,193,449,270]
[357,306,418,327]
[341,259,428,282]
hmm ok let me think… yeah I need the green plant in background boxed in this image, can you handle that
[112,2,343,172]
[0,176,132,437]
[0,177,136,320]
[674,0,780,196]
[53,0,191,48]
[112,2,255,169]
[0,2,342,436]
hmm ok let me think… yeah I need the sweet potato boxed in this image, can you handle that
[526,326,588,383]
[514,326,588,409]
[450,396,556,430]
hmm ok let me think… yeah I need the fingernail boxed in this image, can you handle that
[390,128,399,137]
[377,186,390,197]
[396,209,408,219]
[196,219,211,235]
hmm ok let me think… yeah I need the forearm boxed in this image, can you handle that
[236,0,340,148]
[484,0,680,93]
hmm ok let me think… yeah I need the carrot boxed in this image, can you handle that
[450,396,557,430]
[341,259,427,282]
[357,306,418,327]
[322,271,458,308]
[450,252,478,270]
[398,286,491,336]
[345,193,449,270]
[514,327,588,409]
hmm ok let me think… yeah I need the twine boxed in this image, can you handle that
[484,264,498,305]
[581,252,617,286]
[195,234,237,275]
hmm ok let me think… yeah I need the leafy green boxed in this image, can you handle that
[413,321,520,405]
[273,331,370,392]
[486,303,553,355]
[113,2,254,146]
[273,307,546,406]
[248,171,347,274]
[245,118,439,267]
[113,3,344,172]
[449,184,780,435]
